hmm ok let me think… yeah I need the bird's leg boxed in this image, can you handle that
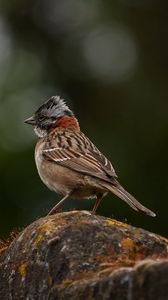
[47,194,70,216]
[92,193,104,213]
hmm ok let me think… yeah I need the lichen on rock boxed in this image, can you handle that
[0,210,168,299]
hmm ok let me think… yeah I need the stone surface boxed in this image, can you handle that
[0,210,168,299]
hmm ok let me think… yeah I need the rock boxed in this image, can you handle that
[0,210,168,299]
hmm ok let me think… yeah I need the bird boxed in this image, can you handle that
[24,96,156,217]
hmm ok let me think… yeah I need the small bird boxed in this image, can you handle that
[25,96,156,217]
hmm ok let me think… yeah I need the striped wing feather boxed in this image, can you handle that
[42,129,156,218]
[43,130,117,183]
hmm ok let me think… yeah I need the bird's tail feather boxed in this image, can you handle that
[102,182,156,217]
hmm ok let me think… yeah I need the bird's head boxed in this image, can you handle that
[24,96,74,137]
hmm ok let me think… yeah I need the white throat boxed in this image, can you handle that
[34,126,47,138]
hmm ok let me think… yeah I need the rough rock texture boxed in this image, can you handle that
[0,210,168,299]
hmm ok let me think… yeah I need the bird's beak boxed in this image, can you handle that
[24,116,36,125]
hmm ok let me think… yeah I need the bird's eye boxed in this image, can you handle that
[38,115,45,122]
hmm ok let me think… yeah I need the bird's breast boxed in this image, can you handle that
[34,139,107,199]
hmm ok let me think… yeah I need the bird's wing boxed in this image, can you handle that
[42,130,117,183]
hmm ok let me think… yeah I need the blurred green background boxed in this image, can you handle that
[0,0,167,238]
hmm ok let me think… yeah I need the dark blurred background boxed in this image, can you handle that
[0,0,167,238]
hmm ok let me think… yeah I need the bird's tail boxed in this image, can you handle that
[101,181,156,217]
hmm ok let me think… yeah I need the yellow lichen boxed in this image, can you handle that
[18,262,27,276]
[62,278,73,285]
[48,276,53,285]
[38,220,67,233]
[37,221,55,232]
[105,218,127,227]
[33,234,44,246]
[121,238,135,249]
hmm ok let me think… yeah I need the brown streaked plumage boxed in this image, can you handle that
[25,96,156,217]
